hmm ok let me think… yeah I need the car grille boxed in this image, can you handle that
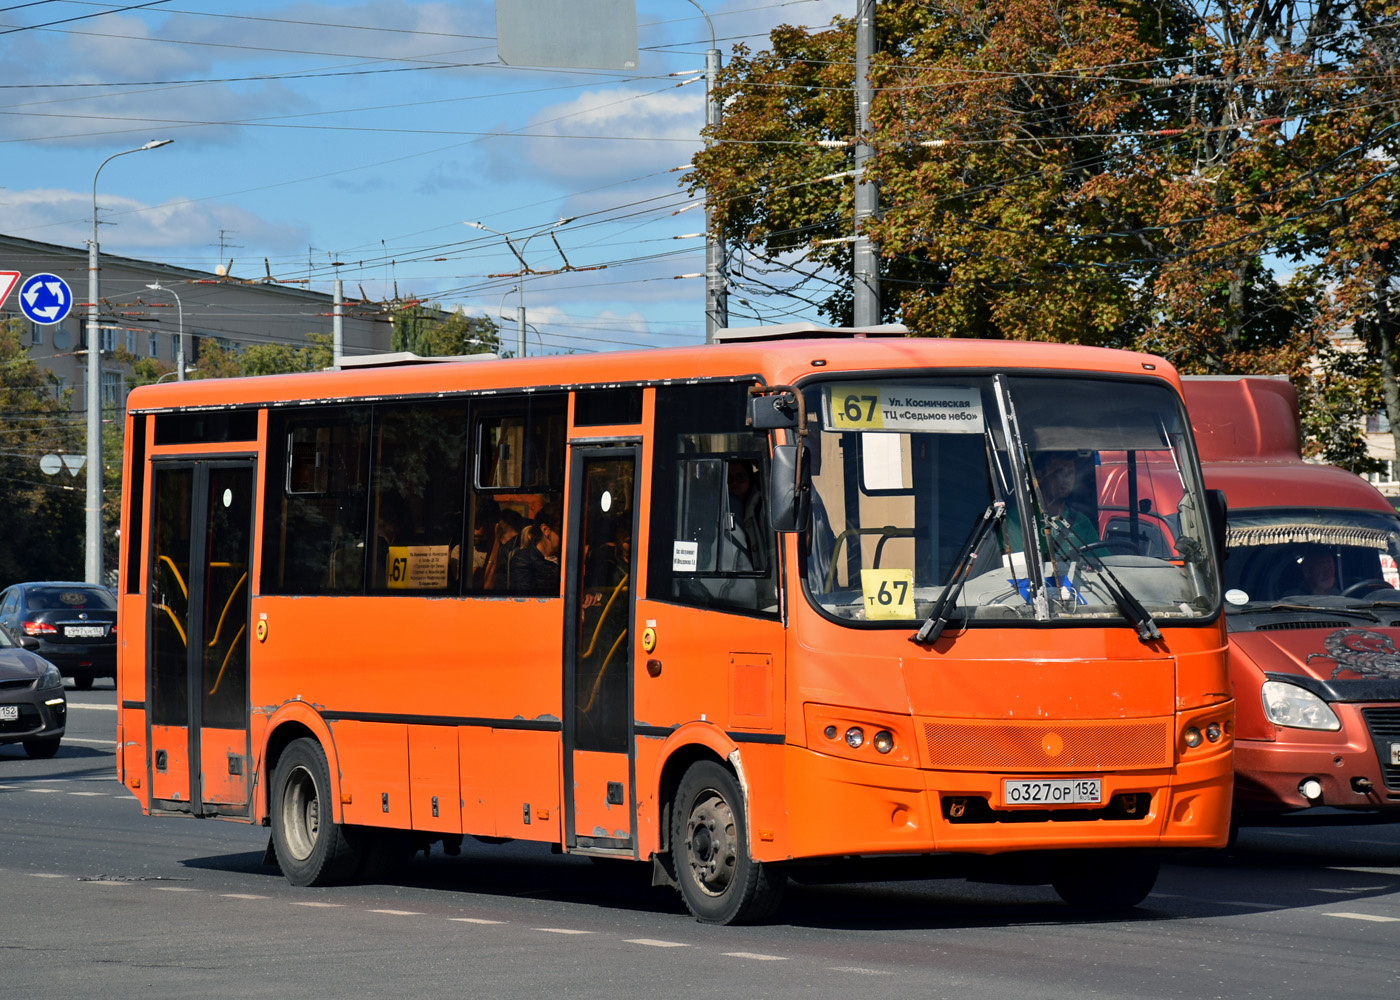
[0,677,34,691]
[1361,707,1400,792]
[0,703,40,733]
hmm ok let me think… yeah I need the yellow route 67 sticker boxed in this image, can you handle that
[860,568,915,620]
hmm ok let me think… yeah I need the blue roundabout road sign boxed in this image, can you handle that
[18,272,74,325]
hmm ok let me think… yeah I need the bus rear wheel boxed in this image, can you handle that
[671,761,785,925]
[271,738,365,886]
[1051,850,1159,912]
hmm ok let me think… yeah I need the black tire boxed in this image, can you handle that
[671,760,785,925]
[270,738,365,886]
[1051,850,1159,912]
[22,737,60,759]
[73,676,94,691]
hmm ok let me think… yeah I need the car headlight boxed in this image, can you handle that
[1261,680,1341,731]
[38,664,63,691]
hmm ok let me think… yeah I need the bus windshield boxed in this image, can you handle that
[803,374,1219,629]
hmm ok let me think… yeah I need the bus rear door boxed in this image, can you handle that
[147,460,255,817]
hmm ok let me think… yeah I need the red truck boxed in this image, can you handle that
[1181,375,1400,819]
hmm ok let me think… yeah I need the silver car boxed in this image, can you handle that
[0,627,66,758]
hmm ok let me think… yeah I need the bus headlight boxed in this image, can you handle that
[872,730,895,754]
[1261,681,1341,731]
[845,727,864,749]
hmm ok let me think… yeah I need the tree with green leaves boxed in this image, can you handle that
[688,0,1400,467]
[0,317,85,582]
[391,303,501,357]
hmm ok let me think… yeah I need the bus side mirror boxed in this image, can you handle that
[769,444,811,533]
[1206,489,1227,563]
[748,391,800,430]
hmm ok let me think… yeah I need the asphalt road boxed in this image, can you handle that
[3,684,1398,999]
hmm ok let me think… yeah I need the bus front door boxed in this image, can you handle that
[147,461,255,817]
[563,447,639,855]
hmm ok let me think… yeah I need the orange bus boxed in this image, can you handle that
[115,326,1233,924]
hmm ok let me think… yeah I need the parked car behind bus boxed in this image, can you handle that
[0,582,117,689]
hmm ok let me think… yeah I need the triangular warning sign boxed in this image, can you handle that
[0,271,19,308]
[60,454,86,476]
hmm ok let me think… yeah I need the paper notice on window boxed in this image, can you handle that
[672,540,698,572]
[826,384,983,433]
[386,545,451,589]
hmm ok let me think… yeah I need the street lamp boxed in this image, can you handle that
[145,281,185,382]
[465,217,573,358]
[86,138,173,585]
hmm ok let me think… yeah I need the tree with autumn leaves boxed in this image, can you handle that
[688,0,1400,468]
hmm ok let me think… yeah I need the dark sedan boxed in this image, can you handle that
[0,582,116,689]
[0,627,65,758]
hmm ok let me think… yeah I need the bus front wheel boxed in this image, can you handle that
[1051,850,1159,912]
[672,761,785,925]
[271,738,365,886]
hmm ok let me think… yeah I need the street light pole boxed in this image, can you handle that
[145,282,184,382]
[86,139,172,586]
[465,218,574,359]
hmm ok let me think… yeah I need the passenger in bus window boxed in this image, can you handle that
[727,460,768,570]
[484,508,527,590]
[470,497,501,588]
[508,502,563,594]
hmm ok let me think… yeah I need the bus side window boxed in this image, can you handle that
[470,394,567,595]
[262,408,371,596]
[649,383,778,616]
[368,401,467,594]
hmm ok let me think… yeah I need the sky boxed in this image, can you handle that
[0,0,852,355]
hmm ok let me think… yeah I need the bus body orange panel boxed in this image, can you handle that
[632,600,785,734]
[573,749,631,842]
[149,724,189,804]
[408,724,462,835]
[332,720,411,828]
[458,727,560,841]
[200,727,248,806]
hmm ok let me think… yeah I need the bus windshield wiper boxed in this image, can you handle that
[1045,519,1162,644]
[911,501,1005,645]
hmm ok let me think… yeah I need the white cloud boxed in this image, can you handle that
[514,85,705,186]
[1,187,306,258]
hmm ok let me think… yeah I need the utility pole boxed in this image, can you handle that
[852,0,880,327]
[704,42,727,341]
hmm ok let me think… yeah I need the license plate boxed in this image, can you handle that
[0,705,17,721]
[63,626,105,638]
[1003,778,1102,807]
[1391,743,1400,767]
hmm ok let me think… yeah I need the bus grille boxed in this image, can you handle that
[1361,707,1400,791]
[918,718,1172,771]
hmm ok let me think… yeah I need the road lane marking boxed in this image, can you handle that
[535,928,593,935]
[25,788,61,794]
[64,738,116,746]
[1312,887,1387,894]
[155,886,200,892]
[68,791,107,797]
[369,909,423,916]
[723,952,787,961]
[66,704,117,711]
[450,918,505,925]
[829,967,893,975]
[222,894,268,899]
[28,873,65,878]
[625,939,688,948]
[1217,901,1287,909]
[290,901,343,908]
[1326,912,1400,923]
